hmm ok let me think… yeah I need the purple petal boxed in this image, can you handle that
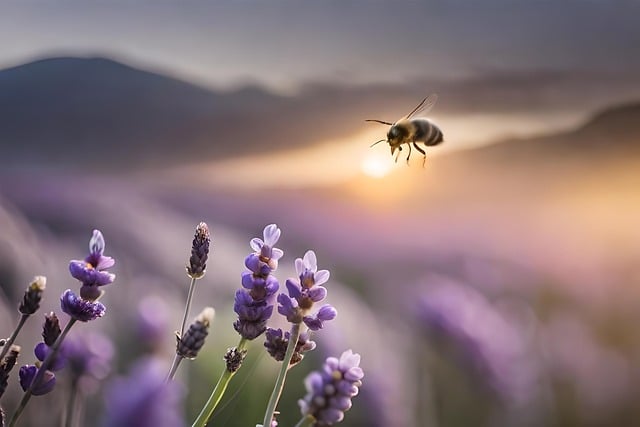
[317,305,337,321]
[250,238,264,252]
[344,366,364,382]
[262,224,281,247]
[95,255,115,270]
[241,272,255,289]
[303,316,323,331]
[285,279,303,299]
[89,229,105,257]
[307,286,327,302]
[314,270,330,286]
[295,258,304,277]
[338,349,361,371]
[303,250,317,272]
[19,365,56,395]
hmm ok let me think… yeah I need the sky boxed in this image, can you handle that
[2,1,639,92]
[2,0,640,185]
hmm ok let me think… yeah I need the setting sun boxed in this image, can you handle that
[360,151,395,178]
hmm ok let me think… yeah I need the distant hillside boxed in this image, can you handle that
[0,57,362,171]
[1,56,640,174]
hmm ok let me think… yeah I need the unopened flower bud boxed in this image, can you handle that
[19,276,46,315]
[176,307,214,359]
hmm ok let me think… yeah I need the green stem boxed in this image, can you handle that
[65,378,79,427]
[293,414,316,427]
[166,354,184,381]
[192,338,248,427]
[262,323,301,427]
[180,277,198,337]
[8,318,77,427]
[0,314,29,362]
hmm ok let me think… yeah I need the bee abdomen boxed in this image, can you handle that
[413,119,444,146]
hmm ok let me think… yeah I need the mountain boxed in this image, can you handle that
[1,56,640,174]
[0,57,364,171]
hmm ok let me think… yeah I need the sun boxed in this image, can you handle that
[360,151,394,178]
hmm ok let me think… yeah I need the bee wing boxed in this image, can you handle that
[405,93,438,119]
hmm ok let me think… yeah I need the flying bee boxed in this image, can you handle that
[366,94,443,166]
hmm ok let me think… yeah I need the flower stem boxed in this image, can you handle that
[179,277,198,337]
[192,338,248,427]
[293,414,315,427]
[262,323,301,427]
[166,354,184,381]
[0,314,29,362]
[8,318,77,427]
[65,378,79,427]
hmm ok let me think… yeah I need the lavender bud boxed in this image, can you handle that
[264,328,316,365]
[186,222,210,279]
[0,345,21,399]
[19,276,46,315]
[42,312,61,346]
[224,347,247,373]
[176,307,214,359]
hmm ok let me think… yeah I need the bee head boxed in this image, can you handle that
[387,124,407,144]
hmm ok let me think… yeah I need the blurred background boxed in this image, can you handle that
[1,1,640,426]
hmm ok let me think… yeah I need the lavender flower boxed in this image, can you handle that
[104,358,185,427]
[176,307,214,359]
[264,328,316,365]
[0,345,21,399]
[416,281,540,404]
[298,350,364,426]
[186,222,210,279]
[42,312,61,346]
[233,224,282,340]
[34,342,66,371]
[18,276,46,315]
[278,251,336,330]
[65,333,114,393]
[61,289,106,322]
[69,229,116,301]
[18,365,56,396]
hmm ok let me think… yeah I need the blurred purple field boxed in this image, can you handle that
[1,94,639,425]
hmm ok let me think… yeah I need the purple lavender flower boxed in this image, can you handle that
[19,365,56,396]
[298,350,364,426]
[61,289,106,322]
[65,333,114,393]
[233,224,282,340]
[34,342,67,371]
[69,229,115,301]
[264,328,316,365]
[103,357,185,427]
[186,222,210,279]
[416,281,541,404]
[278,251,336,330]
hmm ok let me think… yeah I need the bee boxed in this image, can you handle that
[366,94,443,166]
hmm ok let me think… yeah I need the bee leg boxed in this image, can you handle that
[394,145,402,163]
[413,142,426,167]
[406,144,412,165]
